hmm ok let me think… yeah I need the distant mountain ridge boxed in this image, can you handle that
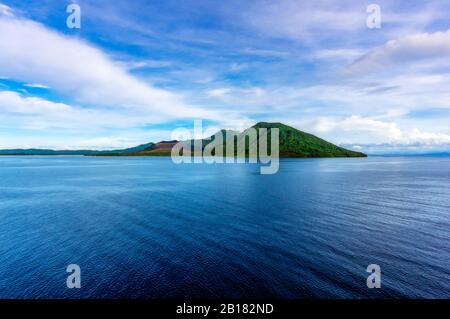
[0,142,154,155]
[0,123,367,157]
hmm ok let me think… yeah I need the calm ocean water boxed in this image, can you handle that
[0,156,449,298]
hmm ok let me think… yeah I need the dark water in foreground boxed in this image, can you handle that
[0,156,449,298]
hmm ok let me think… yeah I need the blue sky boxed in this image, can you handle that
[1,0,450,153]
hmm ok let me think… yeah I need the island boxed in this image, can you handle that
[0,122,367,157]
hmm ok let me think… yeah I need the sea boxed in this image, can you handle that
[0,156,449,298]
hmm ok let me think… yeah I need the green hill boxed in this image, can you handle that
[252,122,366,157]
[0,122,366,157]
[167,122,366,158]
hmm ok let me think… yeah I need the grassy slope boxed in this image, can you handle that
[189,122,366,158]
[252,122,366,157]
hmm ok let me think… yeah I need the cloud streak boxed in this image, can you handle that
[0,11,222,122]
[346,29,450,74]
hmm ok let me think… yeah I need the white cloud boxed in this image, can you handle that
[0,130,172,150]
[0,90,254,148]
[229,63,249,72]
[314,115,450,146]
[239,0,446,47]
[0,90,148,130]
[0,13,220,121]
[407,128,450,145]
[243,0,365,42]
[313,48,366,62]
[0,90,191,149]
[116,59,173,70]
[239,47,289,58]
[207,88,232,98]
[0,90,68,113]
[346,30,450,74]
[206,86,266,103]
[24,83,51,89]
[0,4,13,17]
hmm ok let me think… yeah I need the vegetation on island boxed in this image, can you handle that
[0,123,367,157]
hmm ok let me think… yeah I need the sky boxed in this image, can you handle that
[0,0,450,154]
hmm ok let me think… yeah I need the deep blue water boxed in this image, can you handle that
[0,156,449,298]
